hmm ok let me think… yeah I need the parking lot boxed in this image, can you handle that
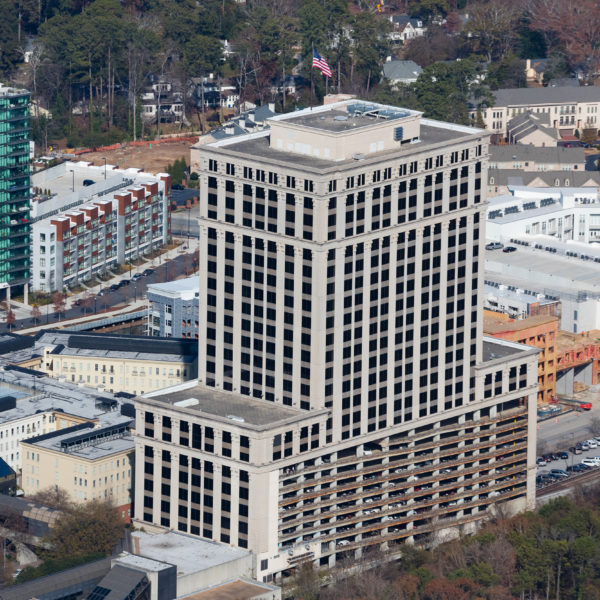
[536,435,600,490]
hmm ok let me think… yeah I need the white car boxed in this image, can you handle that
[587,439,598,449]
[581,458,600,467]
[337,540,350,547]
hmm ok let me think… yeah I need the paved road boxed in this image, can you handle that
[537,393,600,453]
[0,251,198,334]
[171,206,200,239]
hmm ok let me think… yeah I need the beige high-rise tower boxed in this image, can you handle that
[135,101,539,581]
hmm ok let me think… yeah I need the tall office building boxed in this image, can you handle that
[0,84,30,296]
[135,101,539,580]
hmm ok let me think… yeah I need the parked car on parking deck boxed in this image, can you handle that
[485,242,503,250]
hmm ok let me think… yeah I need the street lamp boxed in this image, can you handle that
[72,170,75,192]
[103,157,107,180]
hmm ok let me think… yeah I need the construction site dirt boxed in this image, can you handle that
[75,139,193,174]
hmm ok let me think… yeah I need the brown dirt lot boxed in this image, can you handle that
[76,140,194,174]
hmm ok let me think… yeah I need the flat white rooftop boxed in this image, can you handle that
[131,531,250,576]
[114,552,173,573]
[147,276,199,299]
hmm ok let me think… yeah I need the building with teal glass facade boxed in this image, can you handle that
[0,84,30,296]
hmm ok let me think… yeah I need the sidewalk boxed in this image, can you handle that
[18,300,149,335]
[8,237,199,320]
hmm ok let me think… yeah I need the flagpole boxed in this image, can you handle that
[310,44,315,110]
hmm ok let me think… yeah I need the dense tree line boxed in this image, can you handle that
[292,487,600,600]
[0,0,595,146]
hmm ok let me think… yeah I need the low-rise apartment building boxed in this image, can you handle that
[487,170,600,198]
[33,331,198,396]
[30,161,171,293]
[473,86,600,138]
[0,363,131,475]
[484,311,558,404]
[488,145,585,172]
[147,277,199,339]
[21,419,134,520]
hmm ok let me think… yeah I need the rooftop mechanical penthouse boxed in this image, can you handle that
[135,101,540,581]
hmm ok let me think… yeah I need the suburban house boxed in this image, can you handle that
[141,80,184,124]
[488,145,585,172]
[270,76,298,99]
[525,58,549,85]
[382,59,423,86]
[472,86,600,138]
[188,78,239,110]
[506,112,558,147]
[190,104,277,155]
[389,15,426,41]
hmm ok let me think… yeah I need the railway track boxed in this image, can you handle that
[536,467,600,497]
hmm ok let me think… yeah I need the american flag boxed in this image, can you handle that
[312,49,332,78]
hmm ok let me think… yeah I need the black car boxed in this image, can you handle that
[142,269,154,277]
[503,246,517,253]
[109,283,120,291]
[557,451,569,459]
[567,464,587,473]
[118,279,130,287]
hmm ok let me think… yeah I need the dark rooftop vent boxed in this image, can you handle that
[95,397,118,411]
[25,422,94,446]
[4,364,46,378]
[60,420,132,450]
[66,334,197,356]
[121,403,136,418]
[0,396,16,413]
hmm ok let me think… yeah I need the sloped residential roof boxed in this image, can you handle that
[382,60,423,82]
[492,85,600,108]
[391,15,421,26]
[549,78,580,88]
[489,144,585,165]
[507,112,558,143]
[528,58,548,74]
[488,168,600,188]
